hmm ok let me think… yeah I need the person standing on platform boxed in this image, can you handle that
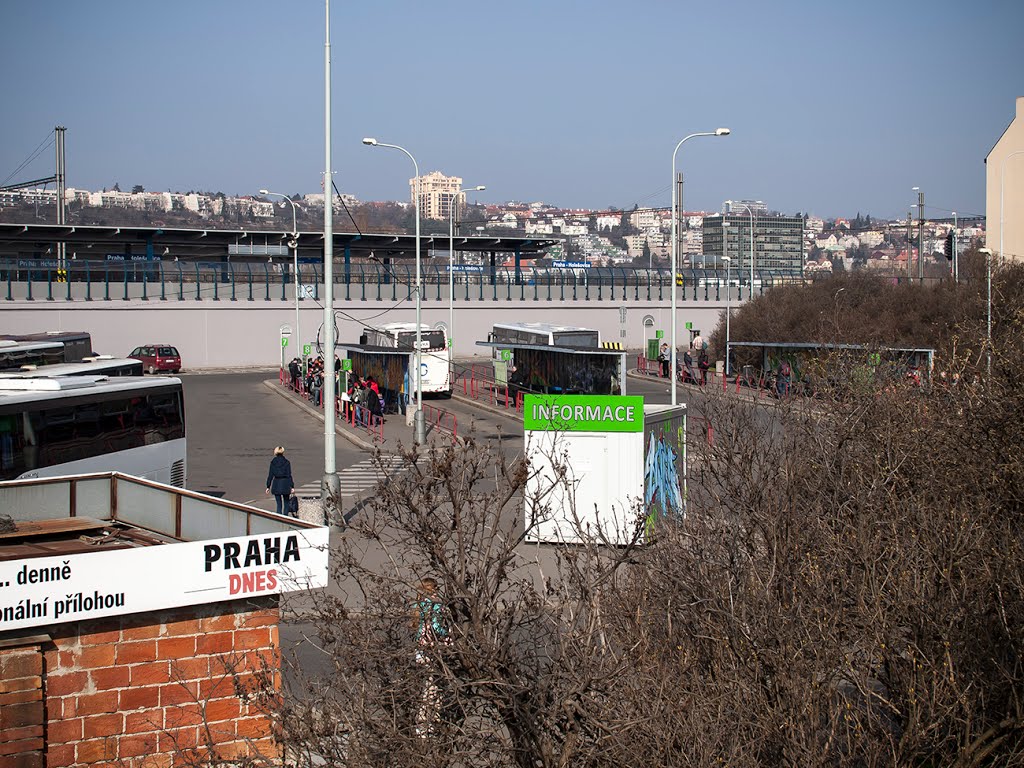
[265,446,294,516]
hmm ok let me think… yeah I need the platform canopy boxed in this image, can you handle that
[0,223,557,262]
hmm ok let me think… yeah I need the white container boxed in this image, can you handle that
[524,395,686,546]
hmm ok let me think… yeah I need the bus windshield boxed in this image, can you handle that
[552,331,600,348]
[397,331,447,352]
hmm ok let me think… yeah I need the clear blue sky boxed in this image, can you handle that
[1,0,1021,220]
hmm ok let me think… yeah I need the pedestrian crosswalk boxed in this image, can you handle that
[292,454,410,499]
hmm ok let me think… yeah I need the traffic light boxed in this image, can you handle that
[944,231,955,261]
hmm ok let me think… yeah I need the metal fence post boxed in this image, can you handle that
[246,262,253,301]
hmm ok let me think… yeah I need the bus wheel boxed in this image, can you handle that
[441,390,452,399]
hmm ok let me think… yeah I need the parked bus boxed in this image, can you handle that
[0,375,186,487]
[488,322,601,362]
[362,322,452,396]
[0,331,95,363]
[0,340,66,371]
[1,356,144,379]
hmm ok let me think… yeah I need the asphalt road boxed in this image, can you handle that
[180,370,368,511]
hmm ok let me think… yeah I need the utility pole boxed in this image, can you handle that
[907,210,913,282]
[676,173,685,268]
[917,189,925,282]
[55,126,67,279]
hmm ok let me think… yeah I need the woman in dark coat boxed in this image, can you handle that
[265,446,294,516]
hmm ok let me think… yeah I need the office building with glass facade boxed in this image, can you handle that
[702,214,804,278]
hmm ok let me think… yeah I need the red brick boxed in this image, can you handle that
[46,743,76,767]
[237,610,278,628]
[200,613,238,632]
[236,716,271,739]
[159,681,199,707]
[197,675,232,701]
[1,650,42,678]
[162,703,202,729]
[124,709,162,734]
[233,628,272,651]
[76,691,119,716]
[130,661,171,687]
[195,632,234,655]
[91,664,130,690]
[76,737,117,762]
[117,732,159,758]
[0,738,44,757]
[202,697,241,723]
[46,716,83,743]
[158,725,198,752]
[78,623,121,644]
[44,671,88,697]
[0,724,43,743]
[0,688,42,705]
[0,700,43,728]
[169,656,209,682]
[119,686,160,711]
[82,712,123,739]
[157,636,196,659]
[162,616,203,637]
[78,644,116,667]
[58,695,77,719]
[8,751,44,768]
[138,753,173,768]
[116,640,156,664]
[0,676,41,694]
[122,621,161,640]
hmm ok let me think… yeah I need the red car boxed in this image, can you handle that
[129,345,182,374]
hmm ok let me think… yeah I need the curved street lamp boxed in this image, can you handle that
[362,137,426,444]
[449,185,485,355]
[670,128,730,406]
[260,190,301,356]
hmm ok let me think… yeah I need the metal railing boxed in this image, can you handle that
[1,259,819,303]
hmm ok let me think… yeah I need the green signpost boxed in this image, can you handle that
[281,337,288,348]
[303,344,312,356]
[523,394,644,433]
[655,330,664,339]
[341,358,353,372]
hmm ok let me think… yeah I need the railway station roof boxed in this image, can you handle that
[0,223,557,261]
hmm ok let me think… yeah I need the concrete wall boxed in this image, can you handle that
[986,96,1024,262]
[0,296,732,368]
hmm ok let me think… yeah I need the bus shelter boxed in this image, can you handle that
[334,343,410,413]
[729,340,935,393]
[476,341,627,396]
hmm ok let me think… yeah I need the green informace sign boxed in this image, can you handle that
[524,394,644,433]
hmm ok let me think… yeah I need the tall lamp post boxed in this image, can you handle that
[736,203,755,291]
[260,190,301,355]
[999,150,1024,263]
[980,247,993,379]
[722,255,732,377]
[912,186,924,282]
[362,137,426,444]
[670,128,730,406]
[321,0,338,502]
[449,185,485,355]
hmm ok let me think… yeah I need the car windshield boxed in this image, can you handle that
[158,347,178,356]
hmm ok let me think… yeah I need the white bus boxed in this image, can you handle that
[488,322,601,362]
[0,375,186,487]
[0,340,66,371]
[2,356,144,379]
[362,322,452,397]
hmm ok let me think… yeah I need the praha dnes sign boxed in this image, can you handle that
[523,394,644,433]
[0,529,329,633]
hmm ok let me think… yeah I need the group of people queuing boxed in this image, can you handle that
[286,355,344,408]
[657,335,711,386]
[343,373,386,428]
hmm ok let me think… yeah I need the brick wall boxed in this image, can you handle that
[1,637,46,768]
[39,597,281,768]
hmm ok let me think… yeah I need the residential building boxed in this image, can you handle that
[595,213,620,231]
[986,96,1024,262]
[702,213,804,277]
[628,207,659,230]
[411,171,464,220]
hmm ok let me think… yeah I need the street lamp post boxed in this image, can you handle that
[321,0,338,502]
[363,137,426,444]
[736,203,755,292]
[260,190,301,357]
[670,128,730,406]
[999,150,1024,263]
[912,186,924,282]
[449,185,485,356]
[722,255,732,377]
[980,247,993,379]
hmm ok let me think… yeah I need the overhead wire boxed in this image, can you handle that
[2,131,56,188]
